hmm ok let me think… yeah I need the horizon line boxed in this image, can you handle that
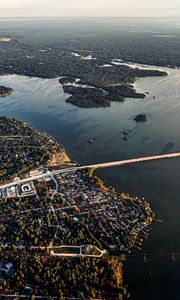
[0,16,180,19]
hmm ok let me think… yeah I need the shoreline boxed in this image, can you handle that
[0,58,169,109]
[0,115,155,253]
[88,170,154,252]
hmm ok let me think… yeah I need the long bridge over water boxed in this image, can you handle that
[1,152,180,190]
[76,152,180,170]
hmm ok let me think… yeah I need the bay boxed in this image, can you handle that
[0,67,180,299]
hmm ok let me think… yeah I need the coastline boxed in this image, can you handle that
[88,170,155,251]
[0,115,155,298]
[0,62,174,296]
[0,115,155,253]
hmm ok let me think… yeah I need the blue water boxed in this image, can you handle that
[1,68,180,299]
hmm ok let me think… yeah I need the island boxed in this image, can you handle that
[134,113,147,122]
[63,85,111,108]
[0,34,168,109]
[59,67,166,108]
[0,86,13,97]
[62,83,146,108]
[0,116,154,298]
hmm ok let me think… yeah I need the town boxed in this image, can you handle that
[0,116,69,184]
[0,165,154,255]
[0,115,154,298]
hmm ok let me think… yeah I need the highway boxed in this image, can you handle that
[0,152,180,190]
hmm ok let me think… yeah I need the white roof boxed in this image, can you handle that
[5,262,13,270]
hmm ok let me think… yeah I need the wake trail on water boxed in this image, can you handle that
[151,74,180,87]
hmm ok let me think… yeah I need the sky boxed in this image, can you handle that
[0,0,180,18]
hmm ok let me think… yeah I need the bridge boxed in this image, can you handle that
[126,252,180,263]
[0,152,180,190]
[77,152,180,170]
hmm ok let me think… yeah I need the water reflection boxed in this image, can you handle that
[0,68,180,299]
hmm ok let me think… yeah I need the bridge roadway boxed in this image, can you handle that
[0,152,180,190]
[80,152,180,170]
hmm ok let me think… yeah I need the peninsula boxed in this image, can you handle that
[0,116,154,298]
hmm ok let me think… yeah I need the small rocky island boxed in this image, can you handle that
[134,113,147,122]
[0,86,13,97]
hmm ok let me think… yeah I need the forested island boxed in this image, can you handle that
[61,77,157,108]
[63,85,111,108]
[0,86,13,97]
[62,83,147,108]
[0,32,168,108]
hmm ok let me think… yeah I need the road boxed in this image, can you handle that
[0,152,180,190]
[0,168,73,190]
[81,152,180,170]
[31,245,107,258]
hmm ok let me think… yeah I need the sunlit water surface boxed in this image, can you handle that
[1,67,180,299]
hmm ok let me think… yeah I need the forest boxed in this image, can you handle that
[0,253,128,299]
